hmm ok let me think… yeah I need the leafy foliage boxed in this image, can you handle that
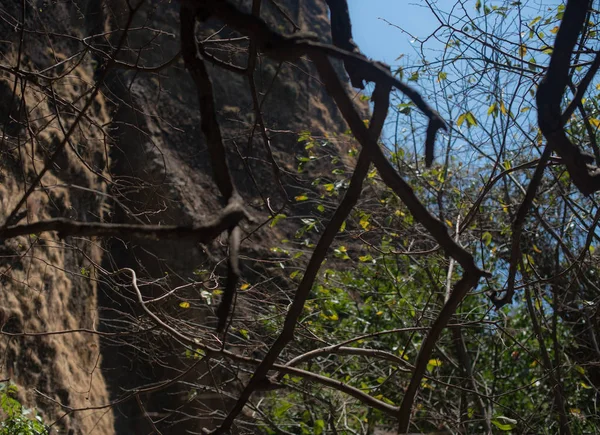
[0,383,48,435]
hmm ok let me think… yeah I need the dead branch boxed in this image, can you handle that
[0,201,250,243]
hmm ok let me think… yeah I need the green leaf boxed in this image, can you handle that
[359,217,370,230]
[273,401,293,418]
[426,358,443,371]
[482,231,493,246]
[457,111,478,128]
[542,46,553,55]
[270,213,287,228]
[466,111,478,126]
[491,416,517,431]
[529,16,542,27]
[297,130,312,142]
[314,419,325,435]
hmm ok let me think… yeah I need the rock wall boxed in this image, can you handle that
[0,1,363,433]
[0,2,115,433]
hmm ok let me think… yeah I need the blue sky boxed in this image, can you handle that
[347,1,563,66]
[348,1,443,64]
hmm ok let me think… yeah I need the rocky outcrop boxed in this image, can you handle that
[0,2,115,433]
[0,1,363,433]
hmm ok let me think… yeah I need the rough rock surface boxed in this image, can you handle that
[1,0,364,434]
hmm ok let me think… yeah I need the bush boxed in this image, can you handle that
[0,383,48,435]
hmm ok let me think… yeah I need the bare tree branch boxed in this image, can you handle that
[181,4,246,332]
[207,80,392,434]
[0,203,249,243]
[537,0,600,195]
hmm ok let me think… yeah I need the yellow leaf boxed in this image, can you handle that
[359,218,370,230]
[295,194,308,201]
[445,219,453,228]
[500,101,507,115]
[457,111,478,128]
[240,283,250,290]
[589,118,600,128]
[550,26,559,34]
[179,301,190,308]
[533,245,542,253]
[376,311,383,316]
[530,16,542,27]
[519,44,527,58]
[428,358,442,367]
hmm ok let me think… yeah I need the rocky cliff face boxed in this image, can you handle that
[0,1,362,434]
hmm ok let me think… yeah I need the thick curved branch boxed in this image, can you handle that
[325,0,442,166]
[396,273,481,432]
[499,0,597,306]
[537,0,600,195]
[181,4,245,331]
[494,146,552,307]
[307,54,486,433]
[0,201,250,242]
[181,8,235,201]
[310,55,482,274]
[112,268,399,418]
[197,0,446,141]
[285,346,412,371]
[208,82,392,434]
[325,0,363,89]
